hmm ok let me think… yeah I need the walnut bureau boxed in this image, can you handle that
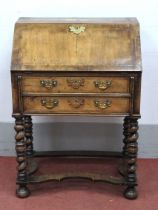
[11,18,142,199]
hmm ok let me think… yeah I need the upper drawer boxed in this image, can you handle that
[22,76,130,93]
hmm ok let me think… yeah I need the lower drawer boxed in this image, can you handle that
[23,96,130,115]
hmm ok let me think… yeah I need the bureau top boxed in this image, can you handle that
[16,17,139,24]
[11,18,142,72]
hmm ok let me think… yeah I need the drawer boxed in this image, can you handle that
[22,76,130,93]
[23,96,130,114]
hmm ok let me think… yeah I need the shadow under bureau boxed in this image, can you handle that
[11,18,142,199]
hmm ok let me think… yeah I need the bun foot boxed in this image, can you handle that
[16,185,30,198]
[124,187,138,200]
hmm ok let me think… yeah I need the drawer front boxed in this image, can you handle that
[22,76,129,93]
[23,96,130,114]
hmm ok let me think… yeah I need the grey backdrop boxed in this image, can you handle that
[0,121,157,158]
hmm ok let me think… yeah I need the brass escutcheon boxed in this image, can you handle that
[40,80,57,89]
[68,98,84,108]
[69,25,85,35]
[41,98,58,109]
[94,80,112,90]
[67,78,85,89]
[94,99,112,110]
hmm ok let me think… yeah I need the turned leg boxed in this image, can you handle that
[123,117,139,199]
[119,117,131,177]
[14,116,30,198]
[24,116,34,157]
[122,117,131,158]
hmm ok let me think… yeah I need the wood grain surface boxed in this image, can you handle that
[11,18,141,71]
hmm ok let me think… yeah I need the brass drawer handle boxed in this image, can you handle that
[40,80,57,89]
[67,78,85,89]
[94,80,112,90]
[68,98,84,108]
[94,99,112,110]
[41,98,58,109]
[69,25,85,35]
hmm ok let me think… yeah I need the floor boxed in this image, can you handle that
[0,157,158,210]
